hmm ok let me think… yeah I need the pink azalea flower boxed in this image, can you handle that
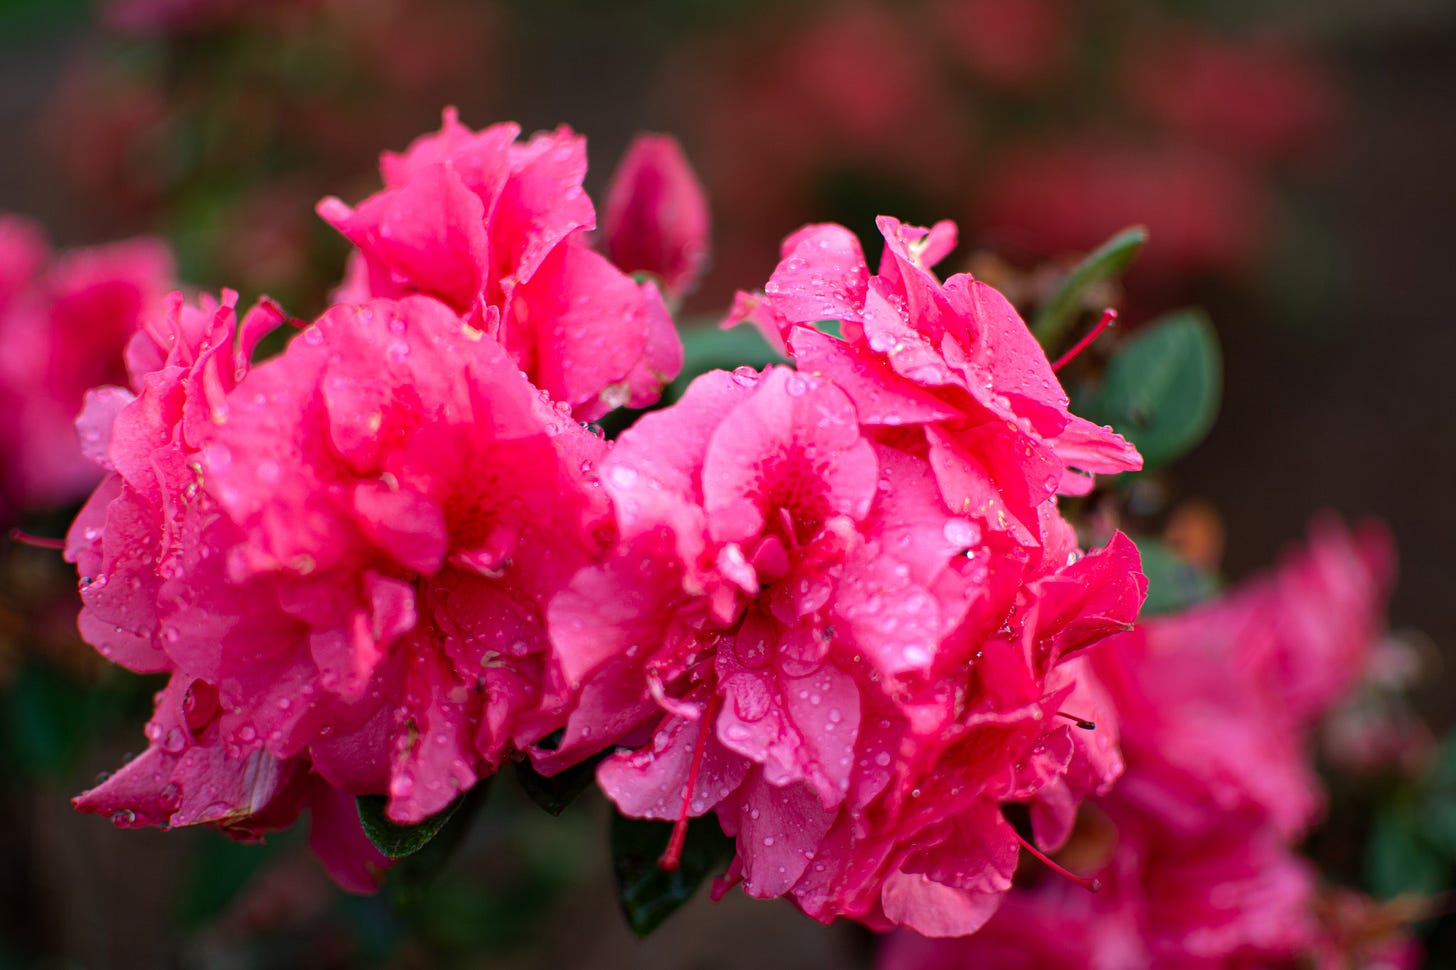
[549,356,1144,936]
[67,290,389,890]
[69,289,617,890]
[188,295,613,824]
[1099,518,1394,839]
[603,133,711,302]
[880,518,1400,967]
[318,110,681,420]
[729,216,1140,545]
[0,215,174,518]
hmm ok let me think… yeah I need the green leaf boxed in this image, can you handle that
[177,826,299,928]
[1132,535,1220,616]
[3,660,97,779]
[812,319,844,340]
[1428,730,1456,792]
[678,323,785,386]
[1090,310,1221,469]
[1031,226,1147,350]
[514,751,608,817]
[610,811,735,937]
[1366,808,1450,899]
[1422,796,1456,860]
[357,793,465,860]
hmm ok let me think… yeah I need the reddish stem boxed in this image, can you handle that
[660,690,724,872]
[1051,309,1117,372]
[8,529,66,551]
[1013,828,1101,893]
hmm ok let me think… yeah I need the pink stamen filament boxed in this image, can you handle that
[1051,309,1117,372]
[1013,828,1101,892]
[8,529,65,551]
[1056,710,1097,731]
[660,690,724,872]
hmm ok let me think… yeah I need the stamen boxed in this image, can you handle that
[8,529,66,551]
[660,690,724,872]
[1013,828,1101,893]
[1056,710,1097,731]
[1051,309,1117,372]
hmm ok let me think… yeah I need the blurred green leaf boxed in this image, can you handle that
[3,661,95,779]
[1132,535,1220,616]
[1428,731,1456,792]
[177,827,298,928]
[1423,798,1456,859]
[1031,226,1147,350]
[1366,809,1450,899]
[610,811,734,937]
[1090,310,1221,469]
[678,322,785,385]
[357,793,465,860]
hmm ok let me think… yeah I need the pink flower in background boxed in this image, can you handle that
[318,110,682,419]
[0,215,174,520]
[604,133,711,301]
[880,518,1404,967]
[930,0,1074,90]
[978,141,1268,282]
[1122,29,1340,164]
[105,0,315,34]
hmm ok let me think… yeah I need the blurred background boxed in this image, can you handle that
[0,0,1453,967]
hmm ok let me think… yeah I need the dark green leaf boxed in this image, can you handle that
[1366,808,1450,899]
[1031,226,1147,350]
[1132,535,1220,616]
[177,826,299,928]
[357,792,465,860]
[1422,797,1456,860]
[610,811,734,937]
[1428,731,1456,792]
[1090,310,1221,469]
[514,750,609,817]
[3,661,95,779]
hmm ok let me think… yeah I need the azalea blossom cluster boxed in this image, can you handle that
[0,216,174,523]
[61,111,1152,934]
[881,519,1418,967]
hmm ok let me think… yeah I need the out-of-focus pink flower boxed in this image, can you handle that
[931,0,1074,90]
[1123,29,1341,165]
[880,519,1402,967]
[672,2,972,304]
[104,0,315,35]
[604,134,711,302]
[731,216,1140,545]
[978,141,1268,282]
[318,110,681,420]
[0,216,174,519]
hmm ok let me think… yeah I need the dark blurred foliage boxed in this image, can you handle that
[0,0,1453,966]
